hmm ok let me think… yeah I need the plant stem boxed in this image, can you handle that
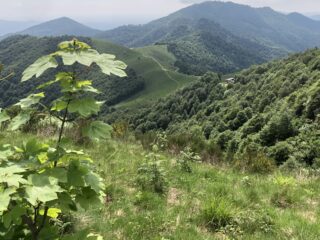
[54,99,71,167]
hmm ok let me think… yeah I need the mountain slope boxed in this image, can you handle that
[123,48,320,166]
[0,35,196,109]
[97,1,320,55]
[18,17,102,37]
[96,2,320,74]
[98,16,281,75]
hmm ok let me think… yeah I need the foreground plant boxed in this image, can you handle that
[0,39,127,239]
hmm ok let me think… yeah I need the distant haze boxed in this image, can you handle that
[1,0,320,28]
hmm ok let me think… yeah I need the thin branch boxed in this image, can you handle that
[0,72,14,81]
[22,215,38,240]
[54,99,71,167]
[36,206,48,235]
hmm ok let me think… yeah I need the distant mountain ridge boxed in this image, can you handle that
[18,17,102,37]
[2,2,320,75]
[97,1,320,51]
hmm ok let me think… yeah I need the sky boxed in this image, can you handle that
[1,0,320,29]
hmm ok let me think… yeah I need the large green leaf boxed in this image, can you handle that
[75,187,101,210]
[69,98,103,117]
[0,145,13,161]
[2,205,26,228]
[58,40,91,51]
[15,92,45,109]
[57,49,99,67]
[82,121,112,140]
[25,174,63,206]
[51,99,68,112]
[8,111,31,131]
[96,54,127,77]
[0,188,16,213]
[67,160,88,187]
[85,172,105,194]
[0,166,25,191]
[22,55,58,82]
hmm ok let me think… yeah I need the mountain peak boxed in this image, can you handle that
[18,17,101,37]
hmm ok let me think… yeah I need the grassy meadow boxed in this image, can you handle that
[93,40,198,108]
[2,132,319,240]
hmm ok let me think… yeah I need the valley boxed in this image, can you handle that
[0,1,320,240]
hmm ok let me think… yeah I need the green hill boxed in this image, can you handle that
[93,39,197,107]
[18,17,102,37]
[96,2,320,75]
[136,45,177,71]
[0,36,196,109]
[122,48,320,167]
[99,1,320,52]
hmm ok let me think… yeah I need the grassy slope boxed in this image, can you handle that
[136,45,177,71]
[4,133,319,239]
[92,40,198,108]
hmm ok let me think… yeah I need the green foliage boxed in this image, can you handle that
[125,48,320,166]
[234,144,276,173]
[0,39,128,239]
[136,151,168,194]
[200,197,234,231]
[177,147,200,173]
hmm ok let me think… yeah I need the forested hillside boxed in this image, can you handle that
[99,1,320,52]
[97,2,320,74]
[0,35,196,108]
[123,48,320,166]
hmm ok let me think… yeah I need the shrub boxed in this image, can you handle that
[200,197,234,231]
[216,130,234,150]
[136,152,168,194]
[260,112,296,146]
[268,142,292,165]
[177,147,201,173]
[270,189,295,208]
[234,144,276,173]
[280,157,303,172]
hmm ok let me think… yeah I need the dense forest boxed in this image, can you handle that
[165,18,276,75]
[0,35,144,108]
[112,48,320,167]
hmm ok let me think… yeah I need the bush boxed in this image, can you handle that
[270,189,295,208]
[136,152,168,194]
[200,197,234,231]
[280,158,302,172]
[234,144,276,173]
[260,112,296,146]
[216,130,234,150]
[268,142,292,165]
[177,147,201,173]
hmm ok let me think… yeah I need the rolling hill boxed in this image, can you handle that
[97,16,281,75]
[98,1,320,52]
[18,17,102,37]
[95,2,320,74]
[0,35,196,110]
[121,47,320,166]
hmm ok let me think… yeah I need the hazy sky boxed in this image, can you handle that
[1,0,320,27]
